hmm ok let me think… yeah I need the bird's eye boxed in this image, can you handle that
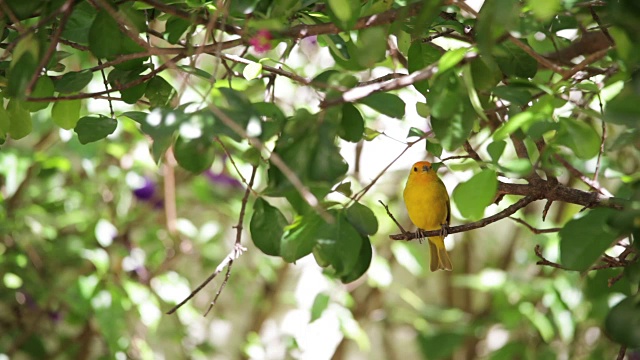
[413,167,418,172]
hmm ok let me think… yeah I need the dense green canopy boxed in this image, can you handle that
[1,0,639,358]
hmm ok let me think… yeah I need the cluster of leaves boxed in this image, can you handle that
[2,0,640,358]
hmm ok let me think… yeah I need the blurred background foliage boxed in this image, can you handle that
[1,0,640,359]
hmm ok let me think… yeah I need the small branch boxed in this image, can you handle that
[320,52,478,108]
[534,244,568,269]
[508,35,567,76]
[207,103,332,222]
[560,47,611,82]
[509,217,561,234]
[535,244,635,272]
[359,73,407,86]
[389,196,536,240]
[553,154,613,197]
[25,0,75,95]
[594,94,606,182]
[166,166,256,315]
[616,345,627,360]
[165,243,247,314]
[589,6,615,45]
[440,154,473,162]
[353,137,422,202]
[220,53,312,85]
[378,200,407,234]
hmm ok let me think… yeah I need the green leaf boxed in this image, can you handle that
[604,88,640,128]
[428,72,475,150]
[250,198,288,256]
[74,115,117,144]
[323,34,351,61]
[345,202,378,236]
[358,92,405,119]
[339,103,364,142]
[89,10,123,59]
[328,0,360,30]
[7,100,33,140]
[487,140,506,162]
[494,41,538,78]
[452,169,498,220]
[476,0,519,59]
[426,141,443,158]
[281,213,325,262]
[313,212,363,276]
[7,35,38,98]
[61,2,96,45]
[243,61,263,80]
[559,208,621,271]
[438,47,468,74]
[605,294,640,348]
[310,123,349,183]
[526,0,561,21]
[556,117,601,159]
[492,85,534,106]
[493,111,537,140]
[145,76,176,108]
[54,70,93,93]
[310,293,330,322]
[52,100,82,130]
[356,27,388,68]
[0,103,9,137]
[173,136,215,173]
[408,41,440,95]
[340,234,372,283]
[24,76,54,112]
[408,127,426,139]
[165,16,191,44]
[417,331,466,360]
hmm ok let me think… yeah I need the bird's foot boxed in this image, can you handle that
[439,224,449,238]
[415,229,425,244]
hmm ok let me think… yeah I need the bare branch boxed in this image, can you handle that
[509,217,561,234]
[166,166,257,315]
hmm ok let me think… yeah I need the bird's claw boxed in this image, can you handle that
[415,229,425,244]
[440,224,449,238]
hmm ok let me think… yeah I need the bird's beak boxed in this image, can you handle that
[422,165,430,172]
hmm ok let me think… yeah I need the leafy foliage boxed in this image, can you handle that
[1,0,640,359]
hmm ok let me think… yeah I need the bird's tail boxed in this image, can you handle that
[428,236,453,272]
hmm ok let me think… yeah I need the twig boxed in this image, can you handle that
[509,217,561,234]
[616,346,627,360]
[594,94,606,182]
[165,243,247,315]
[166,166,257,315]
[25,0,75,95]
[440,155,473,162]
[320,52,478,108]
[534,244,568,269]
[390,196,536,240]
[560,47,611,81]
[508,35,567,76]
[214,137,258,193]
[353,137,423,202]
[553,154,613,197]
[589,6,614,46]
[359,73,407,86]
[378,200,407,234]
[206,103,333,223]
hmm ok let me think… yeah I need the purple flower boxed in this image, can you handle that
[204,170,243,189]
[133,177,156,200]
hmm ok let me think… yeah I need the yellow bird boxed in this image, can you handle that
[403,161,453,271]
